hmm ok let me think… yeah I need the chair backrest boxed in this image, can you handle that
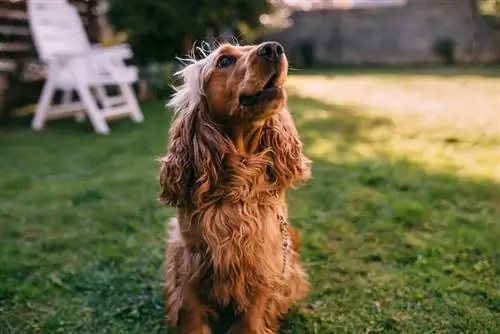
[27,0,91,62]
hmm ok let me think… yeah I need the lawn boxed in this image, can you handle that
[1,67,499,333]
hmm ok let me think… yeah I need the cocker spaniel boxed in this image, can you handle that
[159,41,312,334]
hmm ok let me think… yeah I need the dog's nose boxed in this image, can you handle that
[257,42,284,61]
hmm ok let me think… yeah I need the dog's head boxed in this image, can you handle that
[206,42,288,124]
[169,42,288,126]
[159,42,310,208]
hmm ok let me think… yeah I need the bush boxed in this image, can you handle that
[139,62,179,101]
[297,39,315,68]
[432,38,455,65]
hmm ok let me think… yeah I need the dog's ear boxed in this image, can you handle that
[260,109,312,188]
[158,110,193,208]
[160,57,231,207]
[159,103,230,207]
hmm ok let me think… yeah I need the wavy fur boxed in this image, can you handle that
[160,42,311,334]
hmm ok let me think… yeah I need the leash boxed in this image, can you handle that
[279,213,291,277]
[273,190,291,277]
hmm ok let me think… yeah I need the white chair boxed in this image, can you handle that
[27,0,144,134]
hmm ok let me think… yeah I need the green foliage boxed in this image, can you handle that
[200,0,271,29]
[107,0,191,64]
[479,0,500,16]
[432,38,455,65]
[297,39,315,68]
[141,62,179,100]
[107,0,271,64]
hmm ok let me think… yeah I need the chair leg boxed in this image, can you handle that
[76,84,110,135]
[62,89,72,105]
[62,89,86,123]
[120,83,144,123]
[32,79,55,130]
[74,110,86,123]
[95,85,111,109]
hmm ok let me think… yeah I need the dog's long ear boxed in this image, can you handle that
[159,99,231,208]
[260,109,312,188]
[159,108,193,208]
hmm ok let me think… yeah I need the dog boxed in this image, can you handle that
[159,41,312,334]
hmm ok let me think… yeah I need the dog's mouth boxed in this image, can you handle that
[239,73,280,107]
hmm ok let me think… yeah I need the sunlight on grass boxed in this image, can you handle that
[281,70,500,332]
[287,70,500,181]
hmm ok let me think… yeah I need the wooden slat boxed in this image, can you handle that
[0,59,15,72]
[0,1,26,11]
[0,35,32,45]
[0,41,31,52]
[0,9,27,20]
[0,25,29,35]
[0,58,45,80]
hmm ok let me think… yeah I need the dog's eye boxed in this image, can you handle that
[217,55,235,69]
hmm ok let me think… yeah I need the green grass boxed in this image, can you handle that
[1,68,500,333]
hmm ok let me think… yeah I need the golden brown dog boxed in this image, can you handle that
[159,41,312,334]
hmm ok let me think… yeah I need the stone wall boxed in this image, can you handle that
[265,0,500,66]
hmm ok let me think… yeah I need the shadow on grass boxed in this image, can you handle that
[0,101,166,138]
[288,92,393,152]
[1,93,499,332]
[278,93,500,333]
[166,152,500,333]
[279,155,500,333]
[165,93,499,333]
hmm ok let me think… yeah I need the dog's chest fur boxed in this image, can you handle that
[184,193,285,311]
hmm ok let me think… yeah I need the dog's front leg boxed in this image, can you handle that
[227,296,277,334]
[178,288,212,334]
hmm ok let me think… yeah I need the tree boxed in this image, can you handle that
[202,0,271,39]
[107,0,271,65]
[478,0,500,16]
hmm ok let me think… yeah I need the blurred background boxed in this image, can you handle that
[1,0,500,114]
[0,0,499,333]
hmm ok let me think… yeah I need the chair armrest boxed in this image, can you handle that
[89,44,133,60]
[44,44,134,64]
